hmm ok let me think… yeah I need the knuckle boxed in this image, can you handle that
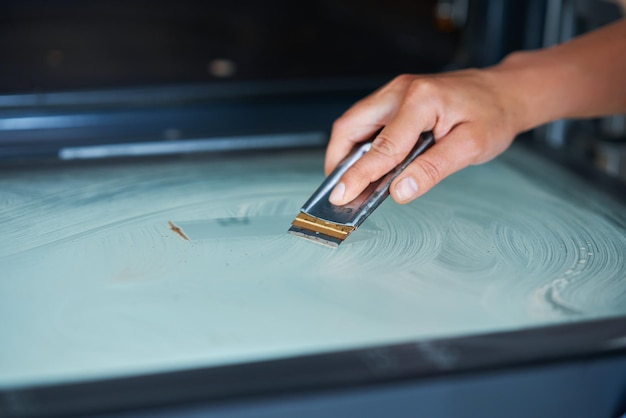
[462,134,484,161]
[406,79,438,99]
[331,117,348,132]
[370,135,398,158]
[392,73,415,86]
[417,159,442,186]
[501,51,528,67]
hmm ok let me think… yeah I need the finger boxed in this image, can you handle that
[389,124,482,204]
[328,87,439,205]
[324,76,413,175]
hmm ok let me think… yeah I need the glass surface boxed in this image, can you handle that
[1,144,625,389]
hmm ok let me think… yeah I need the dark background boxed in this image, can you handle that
[0,0,461,94]
[0,0,533,160]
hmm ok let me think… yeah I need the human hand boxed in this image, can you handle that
[324,68,526,205]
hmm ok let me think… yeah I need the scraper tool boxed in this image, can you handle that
[288,130,435,248]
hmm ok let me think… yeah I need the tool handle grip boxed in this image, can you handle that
[301,130,435,228]
[351,131,435,227]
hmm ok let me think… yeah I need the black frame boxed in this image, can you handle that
[1,316,625,417]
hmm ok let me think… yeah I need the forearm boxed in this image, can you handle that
[490,18,626,134]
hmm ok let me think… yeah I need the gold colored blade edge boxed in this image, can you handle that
[291,212,356,240]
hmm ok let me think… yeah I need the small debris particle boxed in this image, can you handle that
[168,221,189,241]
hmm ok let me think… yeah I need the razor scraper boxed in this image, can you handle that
[288,130,435,248]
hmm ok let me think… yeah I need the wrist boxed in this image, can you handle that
[488,49,576,135]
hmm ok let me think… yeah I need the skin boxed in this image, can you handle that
[326,18,626,206]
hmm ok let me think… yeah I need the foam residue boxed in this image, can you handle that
[0,146,625,388]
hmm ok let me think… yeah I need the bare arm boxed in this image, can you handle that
[325,18,626,206]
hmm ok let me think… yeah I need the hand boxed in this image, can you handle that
[325,18,626,206]
[324,68,525,205]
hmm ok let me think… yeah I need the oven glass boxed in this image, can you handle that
[1,143,625,389]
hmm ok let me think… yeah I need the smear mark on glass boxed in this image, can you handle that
[174,215,380,244]
[176,216,289,240]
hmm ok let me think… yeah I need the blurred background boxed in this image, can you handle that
[0,0,624,179]
[0,0,462,92]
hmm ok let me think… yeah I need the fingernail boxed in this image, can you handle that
[395,177,418,202]
[329,182,345,204]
